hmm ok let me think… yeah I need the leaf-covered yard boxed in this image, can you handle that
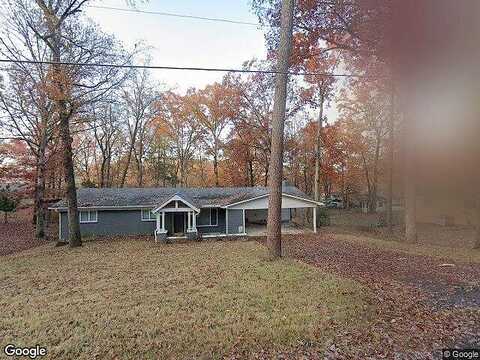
[2,220,480,359]
[0,239,369,359]
[274,232,480,358]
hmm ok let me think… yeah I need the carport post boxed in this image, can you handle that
[313,207,317,233]
[226,208,229,235]
[243,209,246,234]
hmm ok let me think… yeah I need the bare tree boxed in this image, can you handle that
[266,0,294,259]
[386,88,395,233]
[302,56,337,202]
[91,103,122,187]
[0,8,56,238]
[119,68,159,187]
[11,0,133,246]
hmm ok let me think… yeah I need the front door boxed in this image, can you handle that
[173,213,184,235]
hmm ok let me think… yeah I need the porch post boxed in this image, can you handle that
[192,211,197,230]
[187,210,191,231]
[226,208,229,235]
[313,207,317,233]
[161,211,166,231]
[242,209,246,234]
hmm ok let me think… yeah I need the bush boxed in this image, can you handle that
[81,179,97,188]
[0,193,17,223]
[317,207,330,226]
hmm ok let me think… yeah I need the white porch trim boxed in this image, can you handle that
[225,192,323,209]
[151,194,200,214]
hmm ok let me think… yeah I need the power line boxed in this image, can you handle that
[87,5,262,27]
[86,2,357,27]
[0,59,371,78]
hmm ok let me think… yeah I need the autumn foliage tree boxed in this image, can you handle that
[192,80,240,186]
[301,52,338,201]
[338,80,389,213]
[155,91,202,187]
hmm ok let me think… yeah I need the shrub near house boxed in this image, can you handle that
[0,191,17,223]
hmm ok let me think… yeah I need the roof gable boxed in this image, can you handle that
[152,193,200,213]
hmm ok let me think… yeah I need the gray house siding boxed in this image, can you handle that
[197,208,227,235]
[60,210,156,241]
[59,207,245,241]
[227,209,244,234]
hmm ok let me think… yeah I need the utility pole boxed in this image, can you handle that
[314,93,324,202]
[266,0,295,258]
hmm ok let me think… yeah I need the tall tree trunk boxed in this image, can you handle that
[100,158,106,188]
[59,107,81,247]
[213,150,219,187]
[50,29,81,246]
[266,0,294,259]
[361,152,374,212]
[162,152,167,187]
[314,94,324,202]
[35,134,47,239]
[120,125,138,188]
[387,90,395,233]
[404,114,417,243]
[370,137,381,213]
[340,164,345,208]
[248,159,255,186]
[303,164,308,195]
[179,158,186,187]
[106,155,111,187]
[136,155,144,187]
[264,160,269,187]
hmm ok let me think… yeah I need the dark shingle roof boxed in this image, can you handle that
[50,186,316,210]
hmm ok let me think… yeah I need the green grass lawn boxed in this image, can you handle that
[0,240,369,359]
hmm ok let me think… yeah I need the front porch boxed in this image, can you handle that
[152,194,200,242]
[154,211,199,241]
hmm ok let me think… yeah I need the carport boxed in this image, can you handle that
[224,193,322,236]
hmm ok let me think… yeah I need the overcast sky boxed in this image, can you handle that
[85,0,267,91]
[84,0,337,122]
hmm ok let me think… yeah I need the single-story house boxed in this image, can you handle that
[49,184,322,242]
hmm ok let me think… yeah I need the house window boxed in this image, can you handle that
[197,208,218,227]
[141,209,156,222]
[79,210,98,223]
